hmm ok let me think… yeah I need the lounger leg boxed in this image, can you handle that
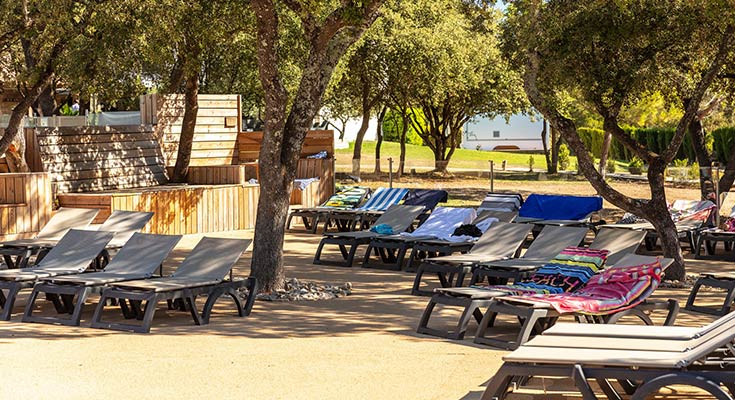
[313,240,327,264]
[138,295,161,333]
[474,301,550,350]
[23,285,91,326]
[631,373,732,400]
[0,283,20,321]
[572,364,600,400]
[686,276,735,316]
[405,247,419,272]
[596,378,623,400]
[479,364,516,400]
[411,264,431,296]
[184,295,203,326]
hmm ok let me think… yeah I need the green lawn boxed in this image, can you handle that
[336,141,574,172]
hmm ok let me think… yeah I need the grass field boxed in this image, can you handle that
[335,141,573,172]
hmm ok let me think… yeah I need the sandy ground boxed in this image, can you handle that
[1,225,734,400]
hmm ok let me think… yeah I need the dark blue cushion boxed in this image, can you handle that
[518,194,602,220]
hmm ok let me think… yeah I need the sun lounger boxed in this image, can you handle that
[404,210,518,272]
[473,255,675,349]
[367,189,448,227]
[324,187,409,232]
[471,227,645,285]
[686,270,735,316]
[90,237,255,333]
[0,207,99,269]
[286,186,370,233]
[22,233,182,326]
[416,244,603,340]
[361,207,476,270]
[477,193,523,213]
[481,311,735,400]
[313,205,426,267]
[0,229,114,320]
[410,222,534,296]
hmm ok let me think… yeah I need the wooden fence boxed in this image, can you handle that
[141,94,241,167]
[237,130,334,162]
[33,125,168,193]
[57,184,259,234]
[0,173,52,241]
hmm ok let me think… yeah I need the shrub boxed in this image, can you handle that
[558,143,570,171]
[528,155,535,172]
[688,162,700,180]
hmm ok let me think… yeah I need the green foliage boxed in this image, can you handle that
[689,162,700,180]
[629,157,644,169]
[382,109,424,145]
[606,159,616,174]
[578,127,699,162]
[59,104,78,116]
[558,143,570,170]
[576,127,605,158]
[711,127,735,164]
[528,155,535,172]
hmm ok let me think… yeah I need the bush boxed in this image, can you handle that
[383,109,424,145]
[577,127,605,158]
[528,155,535,172]
[578,126,704,163]
[712,127,735,163]
[558,143,570,171]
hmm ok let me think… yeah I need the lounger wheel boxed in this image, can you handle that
[631,373,732,400]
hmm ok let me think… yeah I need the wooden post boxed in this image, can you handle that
[489,160,494,192]
[388,157,393,188]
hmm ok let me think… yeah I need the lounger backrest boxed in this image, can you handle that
[408,207,476,237]
[523,226,589,259]
[172,237,252,280]
[478,192,523,213]
[474,210,517,224]
[610,254,674,270]
[99,211,155,247]
[589,228,646,265]
[35,229,113,272]
[402,189,448,211]
[103,233,182,275]
[357,187,409,211]
[373,204,426,232]
[519,194,602,221]
[469,222,534,256]
[36,207,99,240]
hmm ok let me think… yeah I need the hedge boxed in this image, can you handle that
[712,127,735,164]
[578,127,699,162]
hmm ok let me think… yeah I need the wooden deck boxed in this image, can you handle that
[57,183,259,235]
[0,173,52,241]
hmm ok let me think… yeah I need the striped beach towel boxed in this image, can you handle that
[480,247,609,295]
[357,187,409,212]
[502,260,663,315]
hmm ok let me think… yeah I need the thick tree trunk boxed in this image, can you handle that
[374,106,386,174]
[171,73,200,183]
[599,131,612,178]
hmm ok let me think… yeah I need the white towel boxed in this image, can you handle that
[399,207,477,241]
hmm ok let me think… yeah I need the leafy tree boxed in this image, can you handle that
[249,0,384,291]
[506,0,735,279]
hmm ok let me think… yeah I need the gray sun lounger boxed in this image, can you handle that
[0,207,99,269]
[312,205,425,267]
[90,237,256,333]
[410,222,534,296]
[22,232,182,326]
[471,227,644,285]
[481,312,735,400]
[0,229,114,320]
[472,255,676,350]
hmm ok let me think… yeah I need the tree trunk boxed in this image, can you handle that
[550,127,560,174]
[599,131,612,178]
[397,111,408,177]
[351,94,371,176]
[171,72,200,183]
[374,106,386,174]
[541,119,551,172]
[34,85,56,116]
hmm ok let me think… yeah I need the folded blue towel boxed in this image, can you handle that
[370,224,394,234]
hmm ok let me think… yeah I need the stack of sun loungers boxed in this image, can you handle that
[602,199,716,250]
[324,187,410,232]
[515,193,603,228]
[482,309,735,399]
[361,206,477,270]
[313,204,426,267]
[477,192,523,213]
[286,186,370,233]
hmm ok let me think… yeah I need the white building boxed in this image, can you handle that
[462,114,546,151]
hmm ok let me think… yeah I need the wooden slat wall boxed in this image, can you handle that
[0,128,43,173]
[57,184,259,235]
[35,125,168,193]
[238,130,334,162]
[295,158,334,206]
[0,157,8,173]
[142,94,241,167]
[187,165,247,185]
[0,173,52,241]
